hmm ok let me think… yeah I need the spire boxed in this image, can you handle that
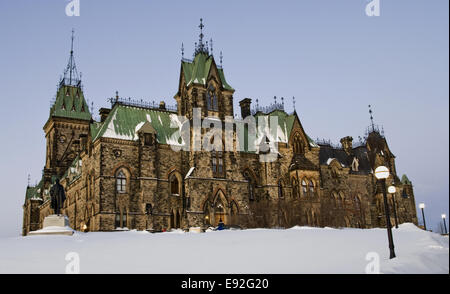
[60,29,81,87]
[368,104,375,131]
[194,18,209,55]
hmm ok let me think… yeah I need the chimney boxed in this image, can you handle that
[340,136,353,154]
[239,98,252,118]
[159,101,166,110]
[99,108,111,122]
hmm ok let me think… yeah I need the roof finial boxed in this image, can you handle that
[27,174,30,187]
[220,51,223,67]
[62,28,80,87]
[181,42,184,59]
[368,104,375,131]
[210,38,213,55]
[293,96,296,111]
[197,18,205,53]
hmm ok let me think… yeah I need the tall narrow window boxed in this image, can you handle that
[122,212,127,228]
[212,151,224,177]
[207,85,218,111]
[244,171,255,201]
[170,175,179,195]
[309,180,314,196]
[278,180,284,198]
[292,178,299,198]
[144,133,153,146]
[116,170,126,193]
[115,214,121,228]
[301,179,308,196]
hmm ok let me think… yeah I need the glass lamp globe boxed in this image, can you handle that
[442,214,447,219]
[419,203,425,209]
[375,166,390,180]
[388,186,396,194]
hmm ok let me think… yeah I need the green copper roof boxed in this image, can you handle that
[401,174,412,185]
[182,53,233,91]
[49,85,91,121]
[92,104,183,145]
[25,178,43,200]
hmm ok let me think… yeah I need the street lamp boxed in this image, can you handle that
[442,214,448,235]
[388,185,399,229]
[375,166,396,259]
[419,203,427,231]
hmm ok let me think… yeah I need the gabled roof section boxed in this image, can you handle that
[92,104,184,146]
[181,52,233,91]
[401,174,412,185]
[49,85,91,121]
[241,109,316,153]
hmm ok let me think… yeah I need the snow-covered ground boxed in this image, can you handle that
[0,223,447,274]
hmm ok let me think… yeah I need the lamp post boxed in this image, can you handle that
[375,166,396,259]
[442,214,448,235]
[419,203,427,231]
[388,185,399,229]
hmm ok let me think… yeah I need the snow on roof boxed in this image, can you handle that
[185,167,195,179]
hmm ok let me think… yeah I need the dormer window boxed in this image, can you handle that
[144,133,153,146]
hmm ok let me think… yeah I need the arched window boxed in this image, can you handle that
[170,174,180,195]
[301,179,308,196]
[293,134,304,155]
[204,205,211,225]
[207,85,218,111]
[309,180,315,196]
[116,170,127,193]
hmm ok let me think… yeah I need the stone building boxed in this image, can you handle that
[22,23,418,235]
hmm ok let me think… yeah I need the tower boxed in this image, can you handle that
[174,19,235,121]
[43,30,91,188]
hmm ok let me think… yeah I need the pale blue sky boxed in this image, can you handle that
[0,0,448,236]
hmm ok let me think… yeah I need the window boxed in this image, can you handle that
[144,134,153,146]
[170,175,179,195]
[301,179,308,196]
[115,214,121,228]
[278,180,283,198]
[293,134,304,155]
[116,170,126,193]
[309,180,314,196]
[244,171,255,201]
[122,212,127,228]
[146,204,152,215]
[207,85,218,111]
[292,178,299,198]
[212,151,224,177]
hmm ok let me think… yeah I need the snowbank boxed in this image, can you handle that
[0,223,447,274]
